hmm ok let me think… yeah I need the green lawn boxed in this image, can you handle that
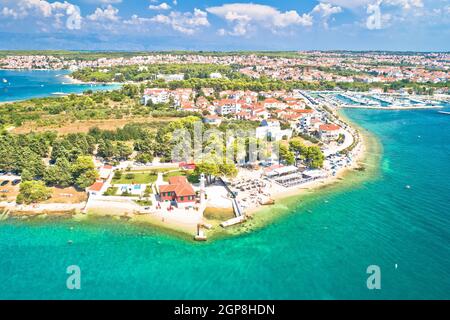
[112,172,157,184]
[163,170,199,183]
[112,169,199,184]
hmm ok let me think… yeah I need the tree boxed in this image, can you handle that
[289,139,306,155]
[194,159,220,184]
[218,161,238,178]
[16,181,52,205]
[44,157,73,188]
[115,142,133,160]
[20,169,33,182]
[97,139,115,159]
[71,156,98,189]
[304,146,325,169]
[278,143,295,165]
[135,152,154,164]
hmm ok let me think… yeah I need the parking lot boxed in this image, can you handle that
[0,174,21,202]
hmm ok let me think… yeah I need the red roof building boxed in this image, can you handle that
[319,124,341,131]
[159,176,196,204]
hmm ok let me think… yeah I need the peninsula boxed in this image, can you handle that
[1,51,449,241]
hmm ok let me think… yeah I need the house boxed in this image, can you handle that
[156,74,184,82]
[203,115,222,126]
[251,107,270,119]
[294,109,315,127]
[319,124,342,141]
[159,176,196,204]
[216,99,242,115]
[256,120,292,142]
[210,72,222,79]
[195,96,210,109]
[262,98,286,109]
[235,111,252,120]
[141,88,171,105]
[98,165,113,180]
[87,181,105,196]
[179,162,196,170]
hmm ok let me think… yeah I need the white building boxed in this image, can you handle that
[210,72,223,79]
[319,124,342,141]
[156,74,185,82]
[141,89,171,105]
[256,120,292,142]
[216,99,241,115]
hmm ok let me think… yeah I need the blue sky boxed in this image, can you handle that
[0,0,449,51]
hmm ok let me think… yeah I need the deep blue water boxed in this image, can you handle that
[0,70,119,102]
[0,77,449,299]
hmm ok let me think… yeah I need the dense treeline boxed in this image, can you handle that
[0,88,201,130]
[139,77,447,95]
[71,64,248,83]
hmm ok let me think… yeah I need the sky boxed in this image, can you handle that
[0,0,449,51]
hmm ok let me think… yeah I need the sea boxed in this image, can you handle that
[0,69,119,102]
[0,71,449,299]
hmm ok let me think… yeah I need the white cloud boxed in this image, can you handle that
[206,3,313,36]
[84,0,122,4]
[123,14,152,25]
[322,0,423,11]
[312,3,342,28]
[150,8,209,34]
[87,4,119,22]
[1,7,20,19]
[0,0,82,30]
[319,0,373,9]
[149,3,171,10]
[313,3,343,17]
[383,0,423,10]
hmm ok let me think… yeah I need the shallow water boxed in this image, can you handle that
[0,96,449,299]
[0,70,119,102]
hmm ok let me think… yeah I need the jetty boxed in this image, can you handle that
[220,216,247,228]
[0,209,10,221]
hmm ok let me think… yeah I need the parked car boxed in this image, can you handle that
[0,180,9,186]
[12,179,21,186]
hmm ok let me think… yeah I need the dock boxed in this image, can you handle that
[0,209,10,221]
[220,216,246,228]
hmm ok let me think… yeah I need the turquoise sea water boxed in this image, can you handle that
[0,72,449,299]
[0,70,119,102]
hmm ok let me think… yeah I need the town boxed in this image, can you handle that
[1,51,449,91]
[0,51,449,241]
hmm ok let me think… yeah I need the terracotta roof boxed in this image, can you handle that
[294,109,314,114]
[168,176,188,185]
[88,181,104,192]
[160,183,195,197]
[319,124,341,131]
[159,176,196,197]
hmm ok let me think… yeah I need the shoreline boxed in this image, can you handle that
[0,108,381,242]
[208,110,381,239]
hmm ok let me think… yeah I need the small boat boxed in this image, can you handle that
[2,78,7,83]
[438,111,450,115]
